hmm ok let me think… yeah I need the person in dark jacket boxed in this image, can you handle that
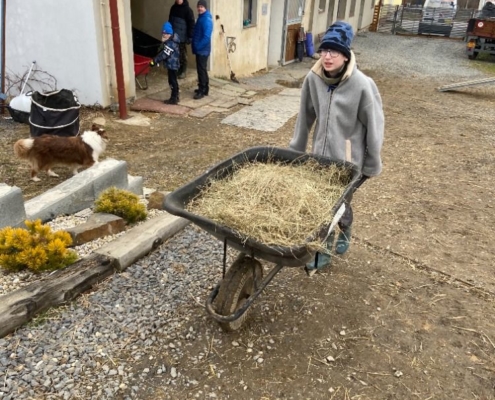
[169,0,195,79]
[149,22,181,105]
[191,0,213,99]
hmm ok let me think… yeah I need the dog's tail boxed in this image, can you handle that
[13,138,34,159]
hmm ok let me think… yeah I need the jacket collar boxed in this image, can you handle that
[311,50,356,83]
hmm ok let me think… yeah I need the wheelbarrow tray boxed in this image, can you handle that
[164,146,361,267]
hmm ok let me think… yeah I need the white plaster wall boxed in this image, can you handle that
[5,0,131,107]
[312,0,333,37]
[212,0,272,78]
[268,0,286,66]
[358,0,375,30]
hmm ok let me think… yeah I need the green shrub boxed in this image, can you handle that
[94,187,147,224]
[0,220,78,273]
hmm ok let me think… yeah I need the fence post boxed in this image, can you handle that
[392,6,399,34]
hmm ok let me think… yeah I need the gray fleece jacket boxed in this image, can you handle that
[289,52,384,177]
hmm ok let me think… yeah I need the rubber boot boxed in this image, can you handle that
[178,65,187,79]
[164,92,179,105]
[194,86,208,96]
[335,226,352,255]
[304,231,335,276]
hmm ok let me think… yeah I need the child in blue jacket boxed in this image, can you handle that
[150,22,181,104]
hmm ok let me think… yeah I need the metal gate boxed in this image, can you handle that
[283,0,306,64]
[371,4,479,39]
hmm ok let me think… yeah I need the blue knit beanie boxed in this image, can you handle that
[318,21,354,59]
[162,22,173,35]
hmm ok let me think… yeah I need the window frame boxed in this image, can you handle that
[243,0,258,28]
[319,0,327,13]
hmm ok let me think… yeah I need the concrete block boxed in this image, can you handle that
[179,96,215,109]
[95,212,190,271]
[241,91,257,98]
[0,184,26,228]
[25,159,128,223]
[211,98,240,109]
[279,88,302,97]
[237,97,254,105]
[127,175,144,196]
[223,84,246,94]
[66,213,126,246]
[189,106,227,118]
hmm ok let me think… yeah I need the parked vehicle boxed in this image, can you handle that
[418,0,457,37]
[466,0,495,59]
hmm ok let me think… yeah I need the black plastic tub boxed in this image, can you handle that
[164,146,361,267]
[7,106,30,124]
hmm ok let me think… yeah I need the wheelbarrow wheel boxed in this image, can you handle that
[213,253,263,332]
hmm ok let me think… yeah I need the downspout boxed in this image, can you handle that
[1,0,6,114]
[108,0,128,119]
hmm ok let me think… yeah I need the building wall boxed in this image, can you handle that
[310,0,335,38]
[268,0,286,66]
[5,0,134,107]
[211,0,272,78]
[307,0,375,45]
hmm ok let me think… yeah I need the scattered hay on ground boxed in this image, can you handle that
[187,160,351,249]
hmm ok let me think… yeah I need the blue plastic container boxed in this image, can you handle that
[305,32,315,57]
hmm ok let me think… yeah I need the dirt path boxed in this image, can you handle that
[129,233,495,399]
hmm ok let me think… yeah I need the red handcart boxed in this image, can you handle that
[134,54,152,90]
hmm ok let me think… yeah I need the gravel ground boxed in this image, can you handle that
[0,226,228,400]
[353,32,488,82]
[0,32,492,400]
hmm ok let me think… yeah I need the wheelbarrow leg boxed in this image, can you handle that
[135,74,149,90]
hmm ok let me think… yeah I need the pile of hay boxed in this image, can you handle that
[187,160,350,250]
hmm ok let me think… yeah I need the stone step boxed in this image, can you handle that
[66,213,126,246]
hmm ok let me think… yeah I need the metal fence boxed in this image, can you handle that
[374,4,480,39]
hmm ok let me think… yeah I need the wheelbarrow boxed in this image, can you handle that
[134,54,152,90]
[164,146,361,331]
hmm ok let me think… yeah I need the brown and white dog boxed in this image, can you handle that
[13,124,108,182]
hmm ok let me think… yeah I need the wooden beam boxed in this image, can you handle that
[0,254,116,338]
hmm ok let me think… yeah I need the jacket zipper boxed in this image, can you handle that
[322,88,335,157]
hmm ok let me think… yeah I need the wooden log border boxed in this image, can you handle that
[0,254,116,338]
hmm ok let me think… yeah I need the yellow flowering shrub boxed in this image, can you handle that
[94,187,147,224]
[0,219,78,273]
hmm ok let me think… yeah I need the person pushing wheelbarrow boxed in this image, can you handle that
[289,21,385,274]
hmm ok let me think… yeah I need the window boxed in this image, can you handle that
[243,0,258,27]
[337,0,347,19]
[349,0,357,17]
[319,0,327,12]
